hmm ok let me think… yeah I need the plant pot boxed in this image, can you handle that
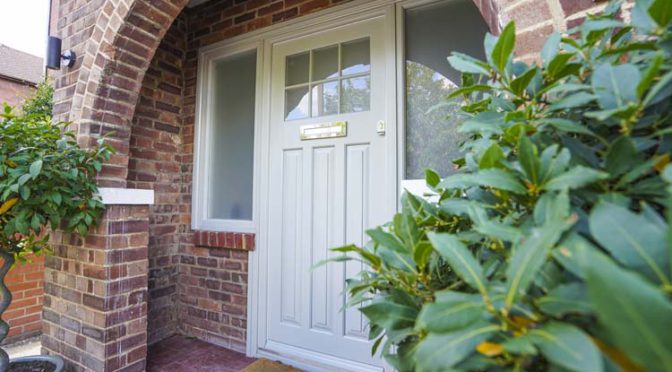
[8,355,64,372]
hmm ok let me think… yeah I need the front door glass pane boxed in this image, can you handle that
[284,38,370,120]
[404,0,488,179]
[312,81,339,117]
[286,52,310,86]
[341,38,370,76]
[312,45,339,81]
[341,76,370,113]
[285,86,310,120]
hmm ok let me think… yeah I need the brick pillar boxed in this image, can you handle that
[42,189,154,372]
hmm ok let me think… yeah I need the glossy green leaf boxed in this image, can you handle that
[505,214,573,309]
[478,143,504,169]
[448,52,491,75]
[592,64,640,110]
[415,322,498,371]
[518,135,540,184]
[439,169,528,195]
[536,283,593,316]
[581,248,672,371]
[547,92,597,111]
[425,169,440,188]
[416,291,484,333]
[492,22,516,72]
[589,202,669,284]
[643,70,672,107]
[541,32,561,67]
[427,232,487,295]
[605,137,639,177]
[543,166,607,191]
[361,300,418,331]
[649,0,672,27]
[510,68,538,96]
[29,160,42,178]
[530,322,603,372]
[368,227,409,254]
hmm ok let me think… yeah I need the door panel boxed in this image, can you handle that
[264,15,392,371]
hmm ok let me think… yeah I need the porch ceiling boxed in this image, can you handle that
[187,0,212,8]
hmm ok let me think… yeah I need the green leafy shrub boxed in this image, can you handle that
[0,104,112,258]
[21,81,53,117]
[335,1,672,370]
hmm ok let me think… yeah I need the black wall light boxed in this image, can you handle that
[46,36,76,70]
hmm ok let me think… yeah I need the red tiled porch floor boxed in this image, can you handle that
[147,335,256,371]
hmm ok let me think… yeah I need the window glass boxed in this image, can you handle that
[312,81,339,117]
[341,39,370,76]
[284,38,370,120]
[341,76,370,114]
[404,0,488,179]
[286,52,309,86]
[312,45,339,81]
[209,50,257,220]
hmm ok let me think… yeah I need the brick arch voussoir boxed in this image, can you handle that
[71,0,188,187]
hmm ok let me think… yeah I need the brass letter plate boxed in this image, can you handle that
[300,121,347,140]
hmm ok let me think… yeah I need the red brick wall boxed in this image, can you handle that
[43,205,150,371]
[0,78,36,108]
[2,256,44,344]
[127,13,188,346]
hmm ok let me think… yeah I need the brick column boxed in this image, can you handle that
[42,189,154,372]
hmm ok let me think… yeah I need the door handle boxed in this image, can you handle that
[377,120,385,135]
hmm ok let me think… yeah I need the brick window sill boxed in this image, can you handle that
[193,230,255,251]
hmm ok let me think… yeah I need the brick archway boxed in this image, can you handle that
[68,0,189,188]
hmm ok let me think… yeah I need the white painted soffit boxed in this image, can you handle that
[98,188,155,205]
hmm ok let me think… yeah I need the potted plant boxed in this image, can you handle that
[0,84,112,371]
[333,0,672,370]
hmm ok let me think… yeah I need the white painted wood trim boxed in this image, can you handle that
[192,40,264,234]
[98,188,154,205]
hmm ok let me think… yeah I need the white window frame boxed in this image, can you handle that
[192,40,264,233]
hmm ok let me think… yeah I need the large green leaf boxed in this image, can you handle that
[361,300,418,331]
[492,22,515,72]
[543,166,607,191]
[592,64,640,110]
[368,227,409,254]
[518,135,540,185]
[536,282,593,317]
[581,248,672,371]
[605,137,639,177]
[415,322,498,371]
[427,232,488,295]
[504,214,573,310]
[479,143,504,169]
[438,169,527,195]
[447,52,491,75]
[416,291,485,333]
[530,322,604,372]
[541,32,561,67]
[649,0,672,27]
[547,92,597,111]
[589,202,669,284]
